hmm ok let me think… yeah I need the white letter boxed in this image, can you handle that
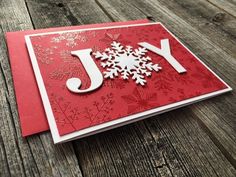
[139,39,186,73]
[66,49,103,93]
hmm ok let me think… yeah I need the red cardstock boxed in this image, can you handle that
[25,23,231,142]
[6,19,149,136]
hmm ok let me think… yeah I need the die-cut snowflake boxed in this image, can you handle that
[93,41,161,85]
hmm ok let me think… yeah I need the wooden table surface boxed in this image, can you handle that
[0,0,236,176]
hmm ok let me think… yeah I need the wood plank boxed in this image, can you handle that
[25,0,111,28]
[75,108,236,176]
[0,55,11,177]
[95,0,236,167]
[206,0,236,17]
[148,0,236,59]
[133,0,236,166]
[0,0,83,176]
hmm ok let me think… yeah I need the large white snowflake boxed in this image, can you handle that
[93,41,161,85]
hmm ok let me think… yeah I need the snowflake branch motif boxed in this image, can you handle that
[93,41,162,85]
[50,93,114,129]
[50,94,80,130]
[83,93,114,125]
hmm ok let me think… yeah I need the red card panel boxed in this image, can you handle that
[6,19,149,136]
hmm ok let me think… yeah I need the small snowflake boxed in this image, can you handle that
[51,32,87,47]
[34,44,54,64]
[93,41,161,85]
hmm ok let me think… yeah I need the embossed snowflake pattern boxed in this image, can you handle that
[49,50,86,81]
[51,32,87,47]
[93,41,161,85]
[122,88,157,113]
[34,44,54,64]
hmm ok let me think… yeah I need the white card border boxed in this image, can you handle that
[25,22,232,143]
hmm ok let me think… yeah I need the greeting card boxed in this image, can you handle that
[6,19,148,136]
[25,22,231,143]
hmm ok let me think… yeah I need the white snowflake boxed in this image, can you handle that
[93,41,161,85]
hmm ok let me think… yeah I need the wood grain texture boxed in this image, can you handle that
[127,0,236,166]
[95,0,236,167]
[75,109,236,177]
[0,0,83,176]
[206,0,236,17]
[150,0,236,59]
[0,0,235,176]
[25,0,111,28]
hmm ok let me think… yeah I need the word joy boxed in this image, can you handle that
[66,39,187,93]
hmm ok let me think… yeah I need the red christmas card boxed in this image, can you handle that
[6,19,148,136]
[25,22,231,143]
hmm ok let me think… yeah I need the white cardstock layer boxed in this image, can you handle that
[25,22,232,143]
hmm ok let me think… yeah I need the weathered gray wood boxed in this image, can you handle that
[95,0,236,167]
[25,0,111,28]
[0,0,236,176]
[0,0,83,176]
[206,0,236,17]
[148,0,236,59]
[75,109,236,177]
[132,0,236,166]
